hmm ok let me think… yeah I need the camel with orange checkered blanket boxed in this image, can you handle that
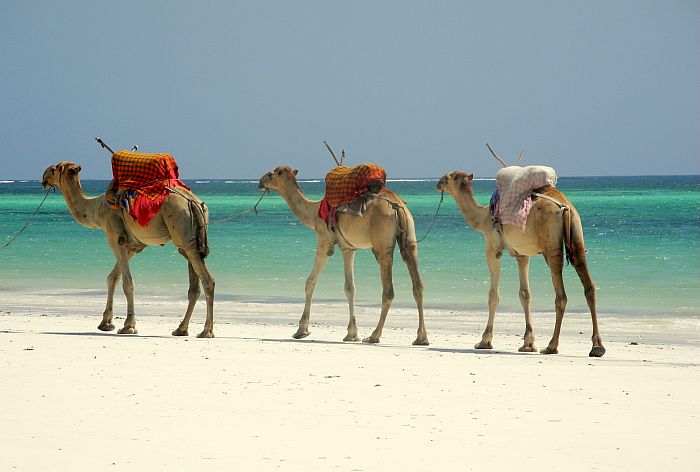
[259,164,429,346]
[41,156,216,338]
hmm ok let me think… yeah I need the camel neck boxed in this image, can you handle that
[453,188,490,232]
[59,176,104,229]
[276,182,319,229]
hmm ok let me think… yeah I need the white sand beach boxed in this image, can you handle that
[1,291,699,471]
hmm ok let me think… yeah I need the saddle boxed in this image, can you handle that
[106,150,189,227]
[318,163,387,224]
[489,165,558,232]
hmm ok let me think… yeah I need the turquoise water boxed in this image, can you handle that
[1,175,698,316]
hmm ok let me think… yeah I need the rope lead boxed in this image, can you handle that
[0,187,54,252]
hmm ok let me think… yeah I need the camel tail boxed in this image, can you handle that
[190,200,210,259]
[396,203,414,262]
[564,207,587,267]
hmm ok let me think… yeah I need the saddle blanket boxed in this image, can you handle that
[491,165,557,231]
[318,163,387,223]
[106,150,189,227]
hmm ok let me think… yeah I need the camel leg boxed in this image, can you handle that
[294,240,333,339]
[99,251,137,331]
[182,249,215,338]
[572,256,606,357]
[515,255,537,352]
[341,249,360,342]
[98,262,120,331]
[363,249,394,344]
[107,240,138,335]
[476,247,501,349]
[401,242,428,346]
[541,253,566,354]
[172,260,200,336]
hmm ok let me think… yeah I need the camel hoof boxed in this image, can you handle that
[172,328,189,336]
[117,326,137,335]
[474,341,493,350]
[197,330,214,339]
[540,347,558,355]
[518,345,538,353]
[292,330,310,339]
[362,336,380,344]
[343,334,360,342]
[412,337,429,346]
[98,322,115,332]
[589,346,606,358]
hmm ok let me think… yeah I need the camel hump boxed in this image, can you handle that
[323,163,387,208]
[108,150,191,228]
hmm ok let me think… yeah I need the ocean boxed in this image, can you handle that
[1,175,698,317]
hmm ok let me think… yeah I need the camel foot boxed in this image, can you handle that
[292,329,310,339]
[196,330,214,339]
[474,341,493,350]
[172,327,189,336]
[412,337,429,346]
[117,326,138,335]
[343,334,360,342]
[518,345,538,353]
[98,322,115,332]
[589,346,606,358]
[362,336,380,344]
[540,347,558,355]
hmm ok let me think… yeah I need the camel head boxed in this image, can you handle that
[437,171,474,196]
[42,161,82,189]
[258,166,299,192]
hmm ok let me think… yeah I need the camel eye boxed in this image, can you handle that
[277,170,283,175]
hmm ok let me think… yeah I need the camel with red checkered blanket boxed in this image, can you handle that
[258,165,429,346]
[41,160,215,338]
[436,145,605,357]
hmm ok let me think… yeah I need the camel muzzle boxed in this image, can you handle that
[258,174,272,191]
[436,178,446,192]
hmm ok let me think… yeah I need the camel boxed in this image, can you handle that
[437,163,605,357]
[258,166,429,345]
[41,161,215,338]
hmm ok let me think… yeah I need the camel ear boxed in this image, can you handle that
[467,173,473,182]
[56,163,64,173]
[293,169,298,176]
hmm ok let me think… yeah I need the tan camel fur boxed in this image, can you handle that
[258,166,429,345]
[41,161,215,338]
[437,171,605,357]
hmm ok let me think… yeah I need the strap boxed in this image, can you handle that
[532,192,569,211]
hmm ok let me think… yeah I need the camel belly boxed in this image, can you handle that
[502,226,541,256]
[122,213,171,246]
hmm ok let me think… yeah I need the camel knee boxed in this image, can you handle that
[188,284,201,300]
[382,287,395,303]
[555,294,567,312]
[519,288,531,304]
[344,281,355,298]
[200,277,214,296]
[107,271,120,287]
[305,277,317,295]
[121,277,135,294]
[489,288,500,306]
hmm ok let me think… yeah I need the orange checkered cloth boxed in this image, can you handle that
[318,163,386,223]
[106,150,189,227]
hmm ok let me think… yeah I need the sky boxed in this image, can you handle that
[1,0,698,179]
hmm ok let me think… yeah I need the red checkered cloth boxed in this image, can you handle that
[318,163,386,223]
[106,150,189,227]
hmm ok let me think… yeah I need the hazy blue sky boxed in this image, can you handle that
[1,0,697,179]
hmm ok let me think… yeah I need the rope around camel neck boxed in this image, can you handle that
[0,187,54,252]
